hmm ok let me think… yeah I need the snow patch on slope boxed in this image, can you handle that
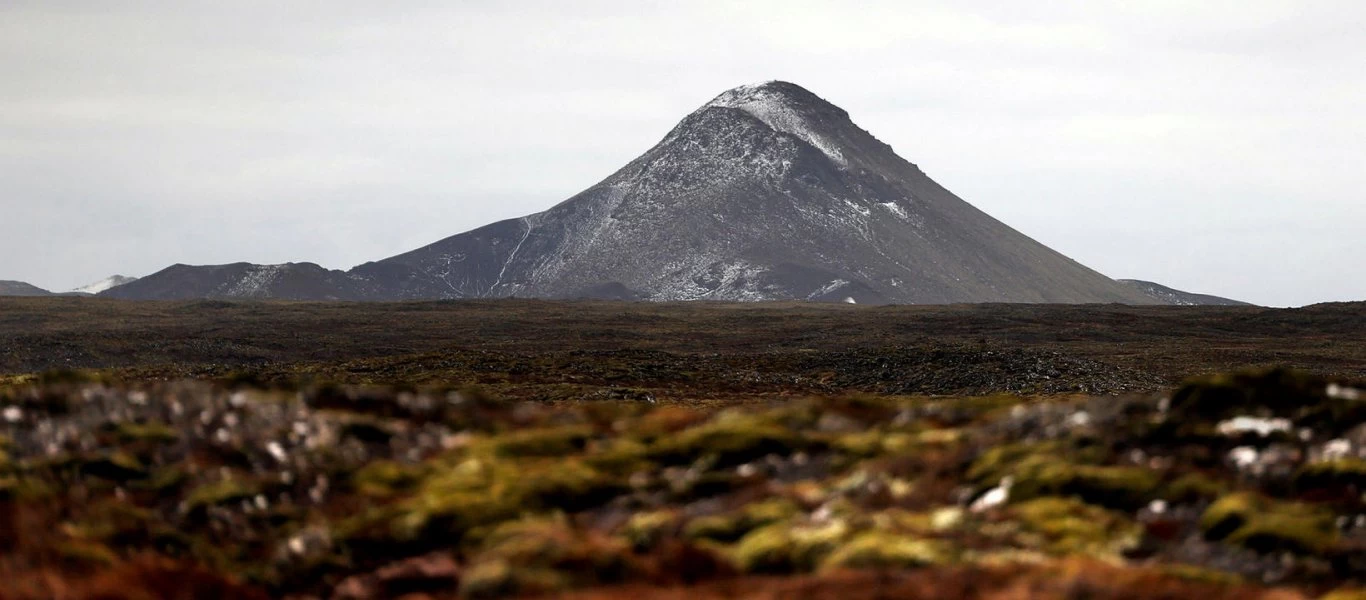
[225,265,285,297]
[879,201,910,220]
[807,279,850,300]
[707,82,848,167]
[72,275,137,294]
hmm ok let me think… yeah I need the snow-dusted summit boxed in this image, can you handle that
[705,81,850,166]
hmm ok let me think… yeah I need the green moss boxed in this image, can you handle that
[475,517,577,564]
[583,438,653,476]
[971,443,1158,510]
[377,455,626,547]
[494,425,592,458]
[1159,564,1244,586]
[130,466,189,497]
[1294,458,1366,493]
[684,498,801,542]
[112,420,179,444]
[729,519,851,574]
[55,540,119,568]
[1201,492,1336,555]
[651,412,805,467]
[68,500,155,545]
[460,516,633,596]
[79,451,148,482]
[915,428,965,446]
[828,428,944,458]
[184,477,260,513]
[820,531,953,571]
[390,470,519,543]
[1049,464,1161,510]
[1011,496,1141,557]
[509,458,630,512]
[621,510,680,550]
[460,558,514,598]
[831,430,885,457]
[351,460,428,498]
[36,369,107,385]
[1165,472,1229,503]
[966,441,1067,483]
[0,475,55,501]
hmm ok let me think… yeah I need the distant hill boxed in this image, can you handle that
[1118,279,1251,306]
[101,263,378,301]
[0,281,52,297]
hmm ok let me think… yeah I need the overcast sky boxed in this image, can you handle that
[2,1,1362,306]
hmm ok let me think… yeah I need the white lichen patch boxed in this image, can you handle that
[1216,416,1292,437]
[1328,383,1362,401]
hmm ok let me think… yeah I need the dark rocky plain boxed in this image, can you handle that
[1,297,1365,599]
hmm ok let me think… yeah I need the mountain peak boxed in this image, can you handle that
[706,81,831,109]
[701,81,852,166]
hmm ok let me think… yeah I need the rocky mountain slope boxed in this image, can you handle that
[1118,279,1250,306]
[101,81,1213,305]
[102,263,372,301]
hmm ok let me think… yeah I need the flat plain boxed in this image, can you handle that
[1,297,1362,393]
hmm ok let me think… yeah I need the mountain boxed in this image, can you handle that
[0,281,52,297]
[71,275,138,295]
[102,81,1164,305]
[1118,279,1252,306]
[354,81,1154,304]
[101,263,375,301]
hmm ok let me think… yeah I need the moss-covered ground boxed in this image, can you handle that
[0,366,1364,598]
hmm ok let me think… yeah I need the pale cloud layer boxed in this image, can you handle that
[1,1,1362,306]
